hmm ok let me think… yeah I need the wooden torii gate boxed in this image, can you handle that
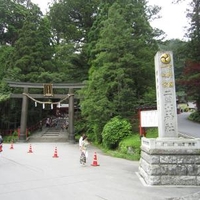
[7,81,85,143]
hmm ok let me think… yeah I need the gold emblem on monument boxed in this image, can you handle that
[160,53,171,64]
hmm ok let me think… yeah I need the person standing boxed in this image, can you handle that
[46,118,50,127]
[80,135,89,165]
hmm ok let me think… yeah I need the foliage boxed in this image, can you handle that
[80,1,158,144]
[2,0,193,138]
[0,81,11,102]
[100,128,158,161]
[0,0,28,46]
[145,127,158,138]
[103,146,140,161]
[181,61,200,94]
[179,61,200,110]
[102,116,132,149]
[48,0,99,44]
[119,135,140,153]
[74,114,88,138]
[186,0,200,61]
[7,8,56,82]
[188,111,200,123]
[2,131,18,143]
[0,46,14,79]
[53,42,89,82]
[176,0,200,111]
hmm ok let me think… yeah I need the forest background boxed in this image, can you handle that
[0,0,200,153]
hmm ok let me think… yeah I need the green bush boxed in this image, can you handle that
[3,133,18,143]
[102,116,132,149]
[188,111,200,123]
[12,131,18,137]
[99,128,159,161]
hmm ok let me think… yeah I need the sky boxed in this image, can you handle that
[148,0,190,40]
[31,0,191,40]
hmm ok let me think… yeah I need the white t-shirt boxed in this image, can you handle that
[79,136,83,147]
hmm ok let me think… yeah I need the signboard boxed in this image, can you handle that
[141,110,158,127]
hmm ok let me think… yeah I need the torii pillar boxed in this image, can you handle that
[68,88,75,143]
[19,87,28,141]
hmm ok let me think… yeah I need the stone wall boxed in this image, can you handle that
[139,137,200,185]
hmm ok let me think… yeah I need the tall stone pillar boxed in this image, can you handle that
[19,87,28,141]
[139,51,200,186]
[68,88,75,143]
[155,51,178,138]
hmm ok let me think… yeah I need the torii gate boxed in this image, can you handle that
[7,81,85,143]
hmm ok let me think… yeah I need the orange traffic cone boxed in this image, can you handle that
[53,147,59,158]
[27,144,33,153]
[91,152,100,166]
[10,142,14,149]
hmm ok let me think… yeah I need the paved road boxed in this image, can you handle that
[0,143,200,200]
[0,112,200,200]
[178,112,200,138]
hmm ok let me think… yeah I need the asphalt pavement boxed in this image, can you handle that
[0,112,200,200]
[0,142,200,200]
[178,112,200,138]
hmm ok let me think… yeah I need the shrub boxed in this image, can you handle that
[188,111,200,123]
[3,132,18,143]
[102,116,132,149]
[100,128,159,161]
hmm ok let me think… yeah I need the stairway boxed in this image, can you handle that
[28,118,69,142]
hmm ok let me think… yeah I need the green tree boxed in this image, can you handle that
[6,4,57,82]
[186,0,200,61]
[80,1,158,143]
[0,0,28,46]
[180,61,200,110]
[179,0,200,110]
[48,0,99,44]
[48,0,99,83]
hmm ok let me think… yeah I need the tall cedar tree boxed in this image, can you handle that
[0,0,28,46]
[80,1,158,143]
[6,4,56,82]
[180,0,200,110]
[0,0,30,130]
[48,0,99,82]
[48,0,99,44]
[186,0,200,61]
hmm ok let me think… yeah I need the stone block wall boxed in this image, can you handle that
[139,138,200,185]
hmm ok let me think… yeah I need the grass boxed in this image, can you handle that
[98,128,158,161]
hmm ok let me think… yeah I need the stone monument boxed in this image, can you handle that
[139,51,200,185]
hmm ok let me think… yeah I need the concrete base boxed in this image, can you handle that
[139,137,200,186]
